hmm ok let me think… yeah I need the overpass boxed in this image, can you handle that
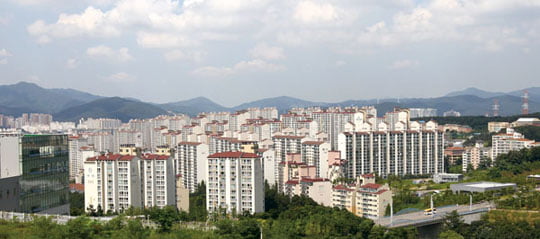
[374,202,493,228]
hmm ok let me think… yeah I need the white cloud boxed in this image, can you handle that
[389,59,419,69]
[192,59,284,77]
[27,75,41,83]
[104,72,135,82]
[0,49,12,64]
[164,50,205,62]
[137,32,198,49]
[66,58,79,68]
[294,1,339,24]
[249,43,285,60]
[24,0,540,54]
[482,40,502,52]
[86,45,133,62]
[335,60,346,67]
[0,15,11,25]
[0,49,12,57]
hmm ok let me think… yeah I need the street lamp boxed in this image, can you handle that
[469,193,472,212]
[430,194,434,218]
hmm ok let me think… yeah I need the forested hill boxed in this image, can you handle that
[413,112,540,131]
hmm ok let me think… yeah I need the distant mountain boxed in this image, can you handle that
[233,96,328,113]
[161,97,228,116]
[48,88,102,103]
[54,97,168,122]
[508,87,540,103]
[0,82,102,115]
[1,81,539,119]
[445,87,505,98]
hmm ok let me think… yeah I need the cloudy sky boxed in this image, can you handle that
[0,0,539,106]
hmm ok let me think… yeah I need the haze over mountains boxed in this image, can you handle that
[0,82,538,122]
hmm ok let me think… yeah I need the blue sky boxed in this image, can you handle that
[0,0,539,107]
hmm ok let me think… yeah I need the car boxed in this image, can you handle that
[424,208,437,215]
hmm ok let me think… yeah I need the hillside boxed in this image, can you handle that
[233,96,328,113]
[0,82,102,115]
[54,97,168,122]
[161,97,228,116]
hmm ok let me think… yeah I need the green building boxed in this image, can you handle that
[0,134,69,214]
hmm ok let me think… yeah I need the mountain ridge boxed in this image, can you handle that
[0,81,539,120]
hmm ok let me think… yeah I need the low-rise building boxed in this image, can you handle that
[433,173,463,183]
[332,174,392,219]
[488,122,511,133]
[284,177,332,206]
[492,129,537,159]
[450,182,517,193]
[444,147,465,165]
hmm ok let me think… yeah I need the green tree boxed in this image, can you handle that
[442,210,465,234]
[439,230,464,239]
[148,206,181,232]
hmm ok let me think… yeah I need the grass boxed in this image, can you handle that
[485,210,540,225]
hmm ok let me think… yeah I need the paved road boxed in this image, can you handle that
[375,202,493,228]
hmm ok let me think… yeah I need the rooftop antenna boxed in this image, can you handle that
[522,90,529,115]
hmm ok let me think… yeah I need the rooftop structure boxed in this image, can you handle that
[450,181,517,193]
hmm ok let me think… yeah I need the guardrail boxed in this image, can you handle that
[386,207,490,228]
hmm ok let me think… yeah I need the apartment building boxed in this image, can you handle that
[175,142,209,193]
[140,153,175,208]
[332,174,392,219]
[301,141,330,178]
[338,120,444,177]
[206,152,264,214]
[69,136,89,180]
[462,144,492,171]
[492,129,537,159]
[84,153,142,213]
[284,177,332,206]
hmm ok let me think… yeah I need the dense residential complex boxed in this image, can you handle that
[1,106,456,219]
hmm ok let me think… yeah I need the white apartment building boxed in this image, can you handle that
[462,144,492,171]
[492,130,537,159]
[84,154,142,213]
[301,141,330,178]
[176,142,209,193]
[68,136,88,180]
[338,123,444,177]
[206,152,264,214]
[140,154,176,208]
[273,135,304,187]
[409,108,437,118]
[78,118,122,130]
[259,148,277,186]
[283,178,333,206]
[312,110,365,150]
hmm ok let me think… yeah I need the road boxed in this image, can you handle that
[375,202,493,228]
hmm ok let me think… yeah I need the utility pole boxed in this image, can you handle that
[469,194,472,212]
[390,202,393,225]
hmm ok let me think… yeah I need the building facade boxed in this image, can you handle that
[206,152,264,214]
